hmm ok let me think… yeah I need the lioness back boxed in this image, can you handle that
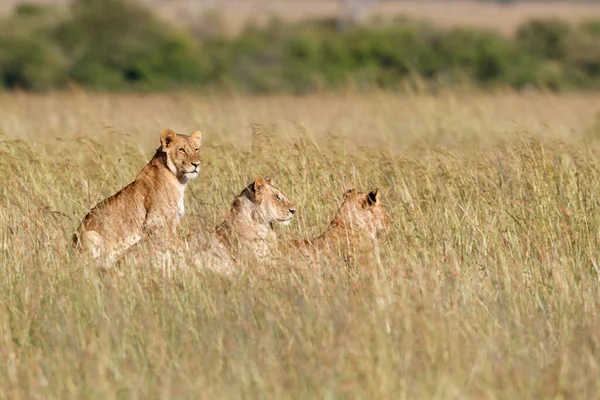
[284,188,391,266]
[74,128,203,266]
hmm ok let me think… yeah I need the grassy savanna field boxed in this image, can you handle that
[2,91,600,398]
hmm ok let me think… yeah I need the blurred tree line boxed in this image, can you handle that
[1,0,600,92]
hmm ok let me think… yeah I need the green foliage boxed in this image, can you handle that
[54,0,208,89]
[0,35,66,90]
[2,0,600,92]
[515,19,572,60]
[0,3,67,90]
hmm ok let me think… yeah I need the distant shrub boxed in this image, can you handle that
[438,29,516,83]
[0,0,600,93]
[54,0,209,89]
[534,61,566,91]
[0,4,66,90]
[515,18,600,89]
[0,36,66,90]
[580,20,600,36]
[14,3,51,17]
[566,30,600,79]
[515,19,572,60]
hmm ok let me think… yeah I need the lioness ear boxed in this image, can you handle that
[253,177,267,193]
[189,130,202,147]
[160,129,177,149]
[343,188,357,199]
[264,176,275,186]
[367,188,379,206]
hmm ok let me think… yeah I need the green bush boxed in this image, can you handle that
[515,19,572,60]
[0,35,66,90]
[566,30,600,78]
[0,4,66,90]
[534,61,566,91]
[2,0,600,92]
[54,0,209,90]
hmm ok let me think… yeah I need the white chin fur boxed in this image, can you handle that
[280,219,291,226]
[166,157,178,176]
[184,171,198,180]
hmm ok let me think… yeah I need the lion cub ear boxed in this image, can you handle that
[160,129,177,149]
[189,130,202,147]
[367,188,379,206]
[264,176,275,186]
[343,188,357,199]
[253,177,267,193]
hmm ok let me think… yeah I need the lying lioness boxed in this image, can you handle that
[284,188,391,266]
[187,177,296,275]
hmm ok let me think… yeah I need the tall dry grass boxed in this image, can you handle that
[2,90,600,398]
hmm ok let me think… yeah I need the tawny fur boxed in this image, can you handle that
[284,188,391,267]
[73,128,202,267]
[187,177,296,275]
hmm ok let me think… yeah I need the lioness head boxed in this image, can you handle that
[334,188,391,238]
[236,177,296,226]
[160,128,202,183]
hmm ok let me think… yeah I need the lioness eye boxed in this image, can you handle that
[194,148,199,153]
[276,194,283,201]
[178,148,186,154]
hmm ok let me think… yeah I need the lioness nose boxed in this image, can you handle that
[289,208,296,215]
[191,160,201,168]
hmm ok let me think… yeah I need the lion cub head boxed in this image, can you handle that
[235,177,296,226]
[332,188,391,238]
[160,128,202,183]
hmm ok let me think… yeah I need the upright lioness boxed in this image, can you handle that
[187,177,296,275]
[74,128,202,266]
[285,188,391,266]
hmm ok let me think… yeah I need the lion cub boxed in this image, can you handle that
[188,177,296,275]
[285,188,391,266]
[74,128,202,267]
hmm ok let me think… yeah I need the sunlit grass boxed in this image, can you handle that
[1,91,600,398]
